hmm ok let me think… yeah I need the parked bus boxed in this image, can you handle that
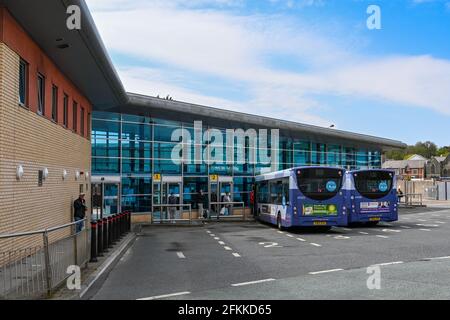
[344,169,398,226]
[255,167,347,230]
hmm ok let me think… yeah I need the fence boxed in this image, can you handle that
[151,204,192,224]
[399,193,424,207]
[0,219,88,299]
[209,201,247,220]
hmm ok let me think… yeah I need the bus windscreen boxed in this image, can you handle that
[353,170,393,199]
[296,168,343,201]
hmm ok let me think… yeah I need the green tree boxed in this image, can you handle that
[406,141,438,159]
[437,146,450,157]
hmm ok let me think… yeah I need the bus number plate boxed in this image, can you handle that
[369,217,381,221]
[313,221,327,226]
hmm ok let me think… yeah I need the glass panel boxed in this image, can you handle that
[327,145,341,167]
[233,177,254,193]
[311,143,326,166]
[92,157,120,174]
[183,177,208,194]
[293,141,310,166]
[122,114,152,124]
[122,158,152,174]
[92,120,120,140]
[183,164,207,175]
[92,139,120,157]
[122,195,152,213]
[154,124,181,142]
[122,122,152,141]
[122,177,152,195]
[92,111,121,121]
[154,142,178,160]
[122,140,152,158]
[154,159,182,174]
[356,149,369,169]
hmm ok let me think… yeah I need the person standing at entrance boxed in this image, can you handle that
[168,192,179,222]
[197,190,209,219]
[223,192,232,216]
[73,193,87,233]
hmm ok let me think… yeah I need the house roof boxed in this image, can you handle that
[383,160,427,169]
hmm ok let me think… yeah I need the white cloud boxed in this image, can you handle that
[86,0,450,126]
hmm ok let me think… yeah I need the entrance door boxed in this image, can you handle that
[91,176,121,220]
[152,176,183,223]
[209,176,233,216]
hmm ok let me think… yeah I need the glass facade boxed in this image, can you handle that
[91,111,382,213]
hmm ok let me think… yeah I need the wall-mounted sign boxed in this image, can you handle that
[153,173,162,182]
[210,174,218,182]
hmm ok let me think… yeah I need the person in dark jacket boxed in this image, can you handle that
[197,190,209,220]
[168,192,179,222]
[74,193,87,233]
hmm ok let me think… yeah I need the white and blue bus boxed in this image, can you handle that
[255,167,348,230]
[344,169,398,226]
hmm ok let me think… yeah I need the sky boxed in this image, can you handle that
[85,0,450,146]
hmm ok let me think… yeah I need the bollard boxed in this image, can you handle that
[120,213,124,237]
[103,217,109,252]
[112,214,118,244]
[97,219,104,257]
[107,216,113,248]
[90,221,98,263]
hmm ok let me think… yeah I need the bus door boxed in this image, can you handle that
[91,176,121,220]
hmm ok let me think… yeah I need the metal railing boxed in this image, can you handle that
[399,193,424,207]
[151,204,192,224]
[209,201,247,221]
[0,219,88,299]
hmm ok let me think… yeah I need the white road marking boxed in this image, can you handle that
[137,291,191,300]
[416,224,438,227]
[206,230,211,233]
[218,241,225,245]
[309,269,344,275]
[359,232,369,235]
[381,229,401,233]
[232,253,241,257]
[334,235,350,240]
[209,234,216,237]
[231,278,276,287]
[417,219,427,222]
[176,252,186,259]
[419,229,431,232]
[339,228,352,231]
[224,246,232,251]
[277,231,284,234]
[424,256,450,261]
[374,261,403,266]
[310,243,322,247]
[286,234,294,238]
[296,238,306,242]
[376,235,389,239]
[435,221,446,224]
[214,237,220,240]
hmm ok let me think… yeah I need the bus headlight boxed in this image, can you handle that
[294,207,297,215]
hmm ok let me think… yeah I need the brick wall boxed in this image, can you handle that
[0,42,91,251]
